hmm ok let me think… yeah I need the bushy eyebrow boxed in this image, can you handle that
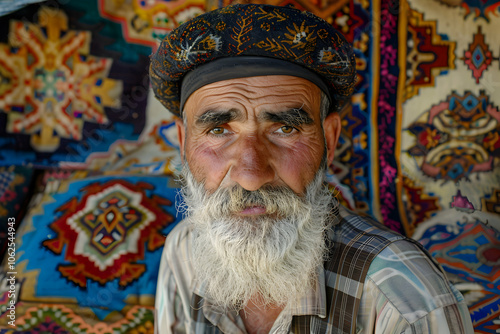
[195,109,241,127]
[194,108,314,128]
[260,108,314,127]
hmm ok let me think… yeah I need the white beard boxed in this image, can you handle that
[179,163,334,311]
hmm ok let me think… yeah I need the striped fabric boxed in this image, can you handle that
[155,205,474,334]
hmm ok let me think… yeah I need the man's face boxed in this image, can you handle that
[177,75,340,199]
[176,75,341,307]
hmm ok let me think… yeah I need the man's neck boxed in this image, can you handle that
[239,296,285,334]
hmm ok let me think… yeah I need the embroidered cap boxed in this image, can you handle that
[150,3,356,116]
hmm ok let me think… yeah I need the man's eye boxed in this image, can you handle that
[210,127,226,135]
[278,125,295,134]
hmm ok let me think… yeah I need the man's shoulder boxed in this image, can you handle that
[330,207,469,327]
[332,206,442,271]
[364,238,468,325]
[331,206,443,281]
[337,207,468,325]
[322,206,410,291]
[166,219,192,244]
[367,238,444,282]
[329,205,406,250]
[163,220,193,263]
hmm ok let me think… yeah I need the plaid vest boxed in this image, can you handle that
[190,207,405,334]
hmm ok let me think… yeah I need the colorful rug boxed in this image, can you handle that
[398,0,500,236]
[0,166,34,260]
[2,0,498,233]
[0,303,154,333]
[0,2,180,173]
[413,208,500,334]
[0,172,180,320]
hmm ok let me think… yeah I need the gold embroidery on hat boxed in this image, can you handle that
[284,21,317,51]
[255,7,288,22]
[319,47,351,69]
[231,15,253,54]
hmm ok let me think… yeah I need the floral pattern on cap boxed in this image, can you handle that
[150,3,356,116]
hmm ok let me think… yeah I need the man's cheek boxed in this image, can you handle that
[271,143,323,189]
[187,146,231,190]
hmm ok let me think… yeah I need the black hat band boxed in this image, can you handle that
[180,56,332,113]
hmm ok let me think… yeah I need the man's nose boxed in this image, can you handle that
[230,136,276,191]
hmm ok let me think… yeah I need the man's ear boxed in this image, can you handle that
[176,119,186,161]
[323,112,341,166]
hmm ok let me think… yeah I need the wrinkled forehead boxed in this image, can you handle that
[180,57,330,115]
[182,75,323,121]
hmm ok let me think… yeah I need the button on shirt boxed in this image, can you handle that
[155,206,474,334]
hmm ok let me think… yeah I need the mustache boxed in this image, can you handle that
[179,166,310,219]
[210,184,304,215]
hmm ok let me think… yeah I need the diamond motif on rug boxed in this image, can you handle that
[43,179,174,287]
[461,26,499,84]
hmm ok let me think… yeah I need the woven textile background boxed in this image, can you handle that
[0,0,499,333]
[2,0,498,231]
[1,0,499,233]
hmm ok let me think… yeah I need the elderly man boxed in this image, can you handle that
[150,4,473,334]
